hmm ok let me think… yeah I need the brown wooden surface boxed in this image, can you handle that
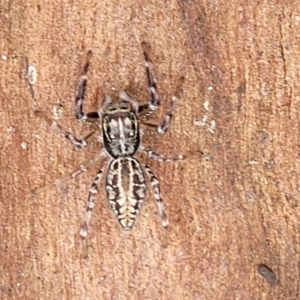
[1,0,300,299]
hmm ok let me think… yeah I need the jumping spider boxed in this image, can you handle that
[34,42,184,252]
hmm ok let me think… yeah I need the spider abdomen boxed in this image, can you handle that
[106,157,147,230]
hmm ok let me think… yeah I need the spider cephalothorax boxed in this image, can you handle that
[102,101,140,158]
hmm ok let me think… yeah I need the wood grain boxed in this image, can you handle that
[1,0,300,299]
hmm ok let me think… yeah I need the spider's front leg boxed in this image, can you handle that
[75,50,100,123]
[141,76,184,134]
[138,41,184,133]
[138,41,161,117]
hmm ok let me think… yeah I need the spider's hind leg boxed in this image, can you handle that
[31,150,106,195]
[80,163,106,258]
[144,165,169,229]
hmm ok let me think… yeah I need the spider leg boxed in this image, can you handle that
[140,145,183,162]
[140,94,177,134]
[31,150,106,195]
[144,165,169,229]
[138,41,161,117]
[141,76,184,134]
[80,164,106,258]
[35,111,97,148]
[75,50,100,123]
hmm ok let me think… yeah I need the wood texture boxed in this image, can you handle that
[1,0,300,299]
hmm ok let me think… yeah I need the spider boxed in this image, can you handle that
[33,42,184,253]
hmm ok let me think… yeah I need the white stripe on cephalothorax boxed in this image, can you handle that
[118,117,126,154]
[118,117,125,139]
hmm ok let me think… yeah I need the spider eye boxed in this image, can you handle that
[105,103,117,113]
[119,102,130,111]
[128,131,134,137]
